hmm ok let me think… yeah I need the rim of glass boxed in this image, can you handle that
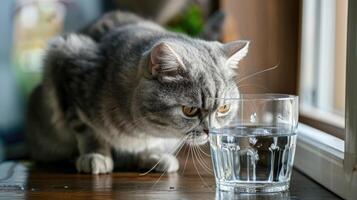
[207,93,298,101]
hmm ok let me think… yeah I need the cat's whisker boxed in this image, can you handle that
[173,138,187,159]
[237,83,271,93]
[193,141,213,170]
[191,142,211,169]
[177,144,187,174]
[150,137,188,188]
[191,145,213,191]
[194,148,212,171]
[196,145,211,157]
[179,143,188,160]
[146,133,192,177]
[140,135,186,176]
[237,63,280,84]
[144,136,186,176]
[151,165,168,189]
[205,142,210,149]
[192,152,212,174]
[192,146,213,173]
[202,143,210,152]
[181,144,191,176]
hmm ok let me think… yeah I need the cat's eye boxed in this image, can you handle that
[217,104,230,114]
[182,106,199,117]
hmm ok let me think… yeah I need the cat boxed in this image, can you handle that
[25,11,249,174]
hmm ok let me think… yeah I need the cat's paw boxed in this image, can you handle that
[76,153,114,174]
[142,154,179,173]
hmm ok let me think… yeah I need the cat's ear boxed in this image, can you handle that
[149,42,186,81]
[222,40,250,69]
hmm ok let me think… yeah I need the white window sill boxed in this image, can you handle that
[295,123,347,198]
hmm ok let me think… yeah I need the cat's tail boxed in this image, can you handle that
[42,34,102,129]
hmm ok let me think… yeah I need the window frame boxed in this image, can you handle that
[295,0,357,199]
[299,106,345,139]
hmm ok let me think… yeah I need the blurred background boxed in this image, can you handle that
[0,0,347,161]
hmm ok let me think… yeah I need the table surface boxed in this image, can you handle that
[0,146,342,200]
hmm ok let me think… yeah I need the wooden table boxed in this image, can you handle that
[0,147,342,200]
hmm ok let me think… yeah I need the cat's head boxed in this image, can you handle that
[131,38,249,145]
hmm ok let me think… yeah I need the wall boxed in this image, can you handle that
[220,0,300,94]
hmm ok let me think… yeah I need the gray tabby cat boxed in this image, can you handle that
[26,11,249,174]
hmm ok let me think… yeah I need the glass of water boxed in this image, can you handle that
[208,94,298,193]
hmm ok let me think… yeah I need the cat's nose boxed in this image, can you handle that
[203,128,209,134]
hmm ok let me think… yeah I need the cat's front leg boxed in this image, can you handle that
[138,152,179,173]
[76,152,113,174]
[74,125,113,174]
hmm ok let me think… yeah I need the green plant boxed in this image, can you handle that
[167,4,204,37]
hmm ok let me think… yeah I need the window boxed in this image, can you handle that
[295,0,357,199]
[299,0,347,139]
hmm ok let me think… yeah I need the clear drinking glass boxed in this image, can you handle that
[208,94,298,193]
